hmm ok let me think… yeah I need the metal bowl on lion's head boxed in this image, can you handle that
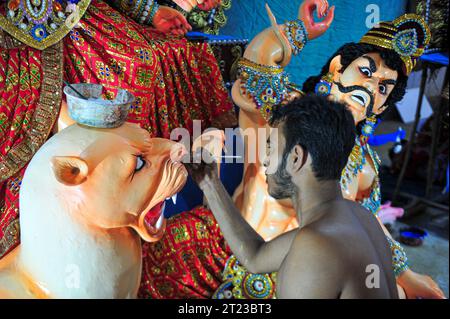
[64,83,135,128]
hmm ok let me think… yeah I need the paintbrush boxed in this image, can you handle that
[63,80,88,100]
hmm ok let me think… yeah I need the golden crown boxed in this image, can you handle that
[359,14,431,75]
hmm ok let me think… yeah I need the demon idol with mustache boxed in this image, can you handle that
[302,15,431,212]
[140,3,444,299]
[298,15,444,299]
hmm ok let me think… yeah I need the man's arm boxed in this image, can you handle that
[187,153,296,274]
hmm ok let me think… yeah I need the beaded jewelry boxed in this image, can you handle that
[340,137,365,193]
[284,19,308,55]
[237,57,290,120]
[361,114,378,142]
[314,72,333,96]
[117,0,160,25]
[213,255,276,299]
[340,135,381,217]
[386,236,410,277]
[140,0,159,25]
[359,171,381,216]
[6,0,68,40]
[1,0,91,49]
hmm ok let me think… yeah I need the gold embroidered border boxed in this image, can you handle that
[0,41,64,183]
[0,29,26,49]
[0,218,20,259]
[0,0,90,50]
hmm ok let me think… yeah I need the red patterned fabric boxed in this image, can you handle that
[0,0,234,259]
[0,47,43,158]
[0,43,45,258]
[0,168,24,258]
[139,206,232,299]
[64,0,234,138]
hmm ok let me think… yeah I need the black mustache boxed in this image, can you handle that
[333,81,375,116]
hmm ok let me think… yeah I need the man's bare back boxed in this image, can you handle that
[277,199,398,298]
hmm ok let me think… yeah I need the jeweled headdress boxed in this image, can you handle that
[0,0,91,50]
[359,13,431,76]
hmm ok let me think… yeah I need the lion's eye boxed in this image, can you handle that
[135,155,146,172]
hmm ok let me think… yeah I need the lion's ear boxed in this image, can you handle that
[51,156,89,186]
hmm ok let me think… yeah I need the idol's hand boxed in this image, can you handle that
[198,0,221,11]
[299,0,335,40]
[398,269,446,299]
[152,6,192,36]
[172,0,221,12]
[185,148,219,190]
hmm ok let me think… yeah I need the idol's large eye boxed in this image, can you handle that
[379,84,387,95]
[359,66,372,77]
[135,155,146,172]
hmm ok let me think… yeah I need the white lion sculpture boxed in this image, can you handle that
[0,122,187,298]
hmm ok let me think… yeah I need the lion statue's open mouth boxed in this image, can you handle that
[137,159,187,242]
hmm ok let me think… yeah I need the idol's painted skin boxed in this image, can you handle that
[232,0,334,240]
[329,53,398,124]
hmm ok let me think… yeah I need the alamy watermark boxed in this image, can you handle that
[366,4,381,29]
[65,263,80,290]
[365,264,381,289]
[169,120,281,175]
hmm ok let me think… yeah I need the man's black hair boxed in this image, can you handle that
[269,94,356,181]
[302,42,408,111]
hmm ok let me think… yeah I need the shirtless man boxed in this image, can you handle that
[187,95,398,299]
